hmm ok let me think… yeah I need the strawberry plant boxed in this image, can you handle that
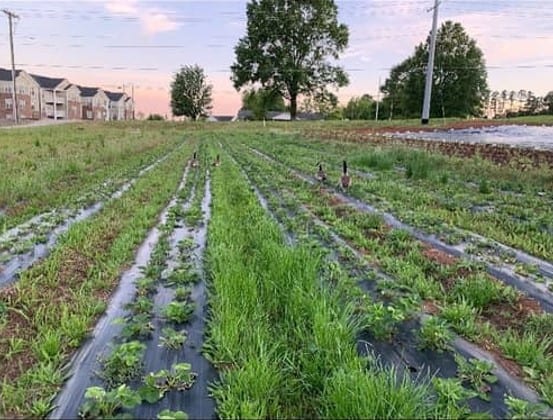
[163,301,195,324]
[454,354,497,401]
[138,364,197,404]
[505,395,545,419]
[166,266,200,287]
[101,341,146,387]
[125,297,154,316]
[174,286,192,302]
[157,409,188,419]
[79,385,141,419]
[159,327,187,350]
[418,317,452,352]
[364,302,406,340]
[432,377,477,418]
[120,314,155,340]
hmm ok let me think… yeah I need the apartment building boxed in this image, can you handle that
[0,68,40,120]
[79,86,110,120]
[30,74,71,120]
[105,91,129,120]
[0,67,135,122]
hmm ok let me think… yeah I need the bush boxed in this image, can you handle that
[147,114,165,121]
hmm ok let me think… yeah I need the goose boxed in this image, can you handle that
[341,160,351,190]
[316,162,327,182]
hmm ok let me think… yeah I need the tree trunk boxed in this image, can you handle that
[290,95,297,120]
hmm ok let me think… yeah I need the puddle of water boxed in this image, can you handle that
[392,125,553,150]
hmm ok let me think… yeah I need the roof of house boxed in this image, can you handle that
[268,112,291,121]
[30,74,66,89]
[297,112,324,121]
[208,115,234,122]
[236,109,254,120]
[105,91,125,102]
[0,67,21,81]
[78,86,101,97]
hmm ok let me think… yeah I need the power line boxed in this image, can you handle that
[421,0,440,125]
[2,9,19,123]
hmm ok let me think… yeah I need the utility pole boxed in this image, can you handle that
[3,9,19,123]
[421,0,440,125]
[375,76,381,122]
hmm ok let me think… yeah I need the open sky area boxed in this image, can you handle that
[1,0,552,117]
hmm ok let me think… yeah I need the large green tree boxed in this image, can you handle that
[170,65,213,120]
[381,21,488,119]
[344,94,374,120]
[231,0,349,120]
[300,90,339,117]
[241,87,286,120]
[544,91,553,114]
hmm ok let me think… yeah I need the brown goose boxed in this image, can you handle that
[341,160,351,189]
[212,154,221,167]
[316,163,327,182]
[191,151,199,168]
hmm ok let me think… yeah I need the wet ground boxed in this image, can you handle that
[390,125,553,150]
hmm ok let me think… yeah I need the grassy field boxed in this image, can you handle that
[0,121,185,230]
[1,120,552,418]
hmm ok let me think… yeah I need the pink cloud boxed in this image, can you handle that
[104,0,180,35]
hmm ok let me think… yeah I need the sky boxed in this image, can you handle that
[1,0,552,117]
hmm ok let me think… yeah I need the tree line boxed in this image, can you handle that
[168,0,551,121]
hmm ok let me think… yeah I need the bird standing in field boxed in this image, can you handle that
[191,151,199,168]
[316,163,327,183]
[212,154,221,167]
[341,160,351,190]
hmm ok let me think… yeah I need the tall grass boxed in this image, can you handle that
[205,147,440,418]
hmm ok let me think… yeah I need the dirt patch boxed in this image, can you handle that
[478,337,524,379]
[327,194,346,206]
[305,120,553,168]
[0,309,36,381]
[57,248,93,289]
[422,247,458,266]
[481,296,542,334]
[422,300,441,315]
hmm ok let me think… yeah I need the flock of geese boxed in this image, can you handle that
[190,152,220,168]
[317,160,352,190]
[189,151,351,190]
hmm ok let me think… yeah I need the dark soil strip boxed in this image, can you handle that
[50,165,191,419]
[135,173,216,419]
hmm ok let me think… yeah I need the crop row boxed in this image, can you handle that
[202,138,540,419]
[248,131,553,262]
[0,123,185,230]
[223,137,553,414]
[0,140,195,417]
[74,158,206,419]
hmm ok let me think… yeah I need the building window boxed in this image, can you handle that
[5,98,12,109]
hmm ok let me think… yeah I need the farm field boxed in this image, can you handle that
[1,121,553,418]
